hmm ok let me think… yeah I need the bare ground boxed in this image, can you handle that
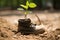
[0,10,60,40]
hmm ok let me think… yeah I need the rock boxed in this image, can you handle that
[54,28,60,35]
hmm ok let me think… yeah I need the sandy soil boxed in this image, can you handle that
[0,10,60,40]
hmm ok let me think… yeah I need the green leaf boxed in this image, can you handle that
[17,8,24,11]
[20,4,28,9]
[29,3,37,8]
[26,1,29,6]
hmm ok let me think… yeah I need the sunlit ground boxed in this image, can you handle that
[0,10,60,40]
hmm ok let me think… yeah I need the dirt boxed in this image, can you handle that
[0,10,60,40]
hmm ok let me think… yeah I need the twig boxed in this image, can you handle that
[35,14,41,25]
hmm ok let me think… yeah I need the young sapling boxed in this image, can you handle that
[17,1,37,19]
[17,1,45,34]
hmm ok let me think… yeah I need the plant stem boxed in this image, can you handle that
[25,12,27,19]
[25,10,28,19]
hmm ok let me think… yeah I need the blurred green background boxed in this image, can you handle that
[0,0,60,10]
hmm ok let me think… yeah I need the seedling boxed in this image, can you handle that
[17,0,43,35]
[17,1,37,19]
